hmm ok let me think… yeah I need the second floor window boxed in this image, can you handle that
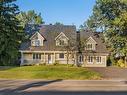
[86,44,92,50]
[35,40,40,46]
[59,40,65,46]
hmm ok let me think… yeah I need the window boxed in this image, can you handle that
[35,40,40,46]
[59,40,65,46]
[88,56,93,63]
[96,56,101,63]
[33,53,41,60]
[79,55,83,63]
[59,53,64,59]
[86,44,92,50]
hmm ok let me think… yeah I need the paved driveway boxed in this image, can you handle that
[87,67,127,79]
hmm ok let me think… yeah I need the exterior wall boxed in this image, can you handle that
[21,52,107,67]
[20,52,76,65]
[84,55,107,67]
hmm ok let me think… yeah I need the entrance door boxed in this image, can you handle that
[48,54,52,64]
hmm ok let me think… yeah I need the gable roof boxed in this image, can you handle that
[80,30,108,53]
[20,25,76,51]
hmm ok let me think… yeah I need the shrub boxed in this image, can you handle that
[53,61,59,65]
[117,59,125,67]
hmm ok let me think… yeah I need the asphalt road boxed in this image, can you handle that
[0,79,127,95]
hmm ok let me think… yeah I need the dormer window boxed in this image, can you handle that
[35,39,40,46]
[87,44,92,50]
[85,36,97,50]
[30,32,45,47]
[59,39,65,46]
[55,32,69,46]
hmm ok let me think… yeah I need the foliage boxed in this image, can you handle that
[0,65,101,79]
[117,59,125,67]
[16,10,44,28]
[53,60,59,65]
[0,0,24,65]
[16,10,44,39]
[84,0,127,66]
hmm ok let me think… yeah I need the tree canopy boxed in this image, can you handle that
[16,10,44,28]
[84,0,127,66]
[0,0,24,65]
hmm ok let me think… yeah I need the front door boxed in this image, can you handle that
[48,54,52,64]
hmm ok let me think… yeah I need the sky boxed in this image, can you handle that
[16,0,96,29]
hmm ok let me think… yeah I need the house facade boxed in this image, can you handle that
[19,25,109,67]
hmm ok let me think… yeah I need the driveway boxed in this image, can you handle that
[87,67,127,79]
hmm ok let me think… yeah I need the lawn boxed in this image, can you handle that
[0,65,101,80]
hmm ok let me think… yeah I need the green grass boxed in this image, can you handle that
[0,65,101,80]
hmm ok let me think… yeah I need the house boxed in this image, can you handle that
[77,30,109,67]
[20,25,77,65]
[19,25,109,67]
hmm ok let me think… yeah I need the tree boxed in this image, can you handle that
[64,40,76,66]
[87,0,127,66]
[16,10,44,39]
[0,0,24,65]
[17,10,44,28]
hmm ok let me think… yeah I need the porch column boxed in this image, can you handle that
[44,52,46,63]
[54,52,56,63]
[21,52,24,65]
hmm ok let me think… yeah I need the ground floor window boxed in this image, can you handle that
[33,53,41,60]
[88,56,93,63]
[79,55,83,63]
[96,56,101,63]
[59,53,64,59]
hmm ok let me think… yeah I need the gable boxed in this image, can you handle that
[30,32,45,40]
[55,32,69,40]
[55,32,69,46]
[86,36,97,44]
[30,32,45,46]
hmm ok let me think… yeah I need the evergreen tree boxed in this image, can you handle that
[0,0,24,65]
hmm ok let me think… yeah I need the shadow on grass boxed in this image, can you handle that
[0,66,18,71]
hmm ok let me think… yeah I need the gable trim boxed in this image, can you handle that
[86,36,97,44]
[30,32,45,40]
[55,32,69,40]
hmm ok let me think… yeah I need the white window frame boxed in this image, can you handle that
[86,44,93,50]
[33,53,41,60]
[87,56,93,64]
[35,39,40,46]
[96,56,102,64]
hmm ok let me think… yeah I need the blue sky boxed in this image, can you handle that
[16,0,96,29]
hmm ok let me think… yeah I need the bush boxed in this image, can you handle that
[117,59,125,67]
[53,61,59,65]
